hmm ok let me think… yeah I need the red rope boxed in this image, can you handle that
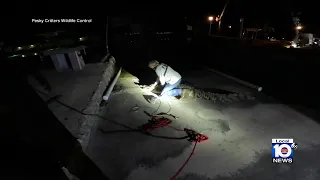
[170,141,198,180]
[141,117,172,131]
[168,125,185,132]
[141,115,209,180]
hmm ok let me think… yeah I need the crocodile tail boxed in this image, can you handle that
[179,83,255,103]
[194,89,255,103]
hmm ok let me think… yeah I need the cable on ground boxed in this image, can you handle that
[35,88,208,180]
[140,112,208,180]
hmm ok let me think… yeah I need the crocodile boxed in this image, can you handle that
[178,83,255,103]
[128,83,255,103]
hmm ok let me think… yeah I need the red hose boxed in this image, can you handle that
[170,141,198,180]
[141,115,209,180]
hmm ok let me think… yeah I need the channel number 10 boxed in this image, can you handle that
[272,138,298,164]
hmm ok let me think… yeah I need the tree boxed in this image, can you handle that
[263,23,275,38]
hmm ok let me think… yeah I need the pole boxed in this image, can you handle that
[208,22,212,35]
[218,0,230,32]
[103,67,122,101]
[240,18,244,38]
[106,16,109,54]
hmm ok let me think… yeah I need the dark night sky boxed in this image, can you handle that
[0,0,317,43]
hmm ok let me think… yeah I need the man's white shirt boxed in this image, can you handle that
[155,63,181,85]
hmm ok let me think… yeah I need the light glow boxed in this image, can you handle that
[291,43,297,48]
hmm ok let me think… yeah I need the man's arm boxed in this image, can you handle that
[154,78,159,86]
[155,64,166,86]
[159,76,165,86]
[148,78,159,90]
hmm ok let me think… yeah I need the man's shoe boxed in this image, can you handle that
[175,95,182,100]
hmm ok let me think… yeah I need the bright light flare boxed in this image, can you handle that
[296,26,302,30]
[208,16,214,21]
[291,42,297,48]
[17,47,22,50]
[138,84,176,105]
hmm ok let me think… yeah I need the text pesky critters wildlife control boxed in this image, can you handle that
[31,19,92,23]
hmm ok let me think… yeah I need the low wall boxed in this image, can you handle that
[78,57,117,151]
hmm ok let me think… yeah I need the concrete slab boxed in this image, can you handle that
[86,69,320,180]
[28,63,110,137]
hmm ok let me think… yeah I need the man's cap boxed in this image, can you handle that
[148,60,159,69]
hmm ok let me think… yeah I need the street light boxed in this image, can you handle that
[208,16,214,35]
[296,26,302,30]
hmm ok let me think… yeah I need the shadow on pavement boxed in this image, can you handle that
[1,64,109,179]
[143,95,155,103]
[177,144,320,180]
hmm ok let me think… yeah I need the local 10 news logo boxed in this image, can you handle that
[272,138,298,164]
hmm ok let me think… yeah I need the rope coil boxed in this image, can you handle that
[140,113,209,180]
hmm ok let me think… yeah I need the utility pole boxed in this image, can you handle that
[218,0,230,32]
[208,16,214,35]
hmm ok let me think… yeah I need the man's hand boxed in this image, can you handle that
[148,84,156,91]
[141,84,154,92]
[145,82,157,91]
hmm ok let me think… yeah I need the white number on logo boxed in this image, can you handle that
[273,144,292,158]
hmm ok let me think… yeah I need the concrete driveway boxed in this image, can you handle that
[86,69,320,180]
